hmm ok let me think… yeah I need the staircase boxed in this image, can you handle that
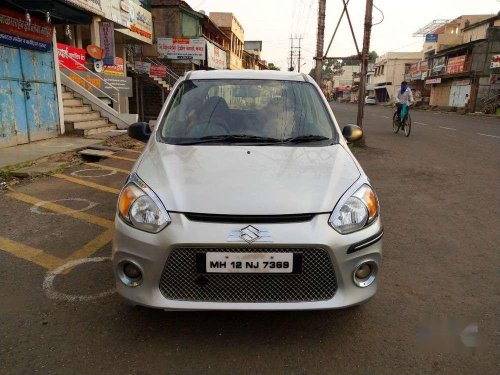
[62,87,117,136]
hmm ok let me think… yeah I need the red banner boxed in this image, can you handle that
[150,64,167,78]
[446,55,466,75]
[57,43,86,71]
[0,7,53,43]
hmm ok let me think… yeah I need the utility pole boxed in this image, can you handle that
[289,35,294,71]
[297,35,303,72]
[314,0,326,84]
[356,0,373,129]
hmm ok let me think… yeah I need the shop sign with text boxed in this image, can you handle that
[57,43,86,71]
[99,22,115,65]
[103,57,124,75]
[491,55,500,69]
[61,0,104,16]
[150,64,167,78]
[134,61,151,74]
[446,55,466,75]
[207,42,227,70]
[0,7,53,51]
[62,68,132,97]
[158,38,206,60]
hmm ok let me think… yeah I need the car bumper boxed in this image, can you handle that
[112,213,383,310]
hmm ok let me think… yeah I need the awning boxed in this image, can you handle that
[374,85,387,90]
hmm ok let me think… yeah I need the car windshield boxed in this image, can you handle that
[158,79,338,145]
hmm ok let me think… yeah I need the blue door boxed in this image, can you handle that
[0,45,59,148]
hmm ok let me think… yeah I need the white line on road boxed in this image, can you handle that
[415,122,429,126]
[439,126,456,131]
[382,115,390,118]
[477,133,500,139]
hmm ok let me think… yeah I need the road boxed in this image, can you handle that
[0,104,498,375]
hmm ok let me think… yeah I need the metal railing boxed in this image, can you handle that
[58,52,121,112]
[143,57,179,86]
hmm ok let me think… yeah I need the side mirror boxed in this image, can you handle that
[342,124,363,143]
[128,122,151,142]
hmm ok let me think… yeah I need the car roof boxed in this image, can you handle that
[185,69,310,82]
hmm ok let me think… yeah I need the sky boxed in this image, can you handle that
[186,0,499,72]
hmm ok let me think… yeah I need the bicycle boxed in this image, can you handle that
[392,104,412,137]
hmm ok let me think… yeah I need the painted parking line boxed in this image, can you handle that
[7,191,113,228]
[477,133,500,139]
[53,173,120,195]
[107,155,136,162]
[64,229,114,262]
[4,191,114,271]
[439,126,456,131]
[0,236,64,270]
[85,163,130,174]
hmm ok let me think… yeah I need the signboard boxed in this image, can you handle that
[134,61,151,74]
[425,78,441,85]
[57,43,86,71]
[102,57,124,76]
[0,7,53,51]
[115,1,152,44]
[491,55,500,69]
[425,34,438,42]
[150,64,167,78]
[102,0,129,28]
[99,22,115,65]
[61,0,104,16]
[158,38,206,60]
[62,68,132,97]
[446,55,466,74]
[431,56,446,77]
[453,79,470,86]
[207,42,227,70]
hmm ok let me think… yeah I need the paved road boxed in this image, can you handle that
[0,106,498,375]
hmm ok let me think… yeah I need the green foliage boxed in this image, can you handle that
[267,63,281,71]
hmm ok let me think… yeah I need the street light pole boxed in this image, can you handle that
[356,0,373,129]
[314,0,326,84]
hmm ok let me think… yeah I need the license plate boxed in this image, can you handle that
[203,252,294,273]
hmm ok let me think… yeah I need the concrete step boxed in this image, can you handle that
[81,125,117,137]
[73,118,109,130]
[61,91,73,99]
[64,111,101,123]
[63,98,82,107]
[63,105,92,114]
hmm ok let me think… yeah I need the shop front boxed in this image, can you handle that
[0,6,59,149]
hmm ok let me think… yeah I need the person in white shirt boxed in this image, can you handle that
[395,81,414,120]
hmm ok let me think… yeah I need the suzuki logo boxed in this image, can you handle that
[239,225,261,244]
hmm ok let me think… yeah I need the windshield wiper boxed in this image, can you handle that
[283,135,332,143]
[175,134,282,145]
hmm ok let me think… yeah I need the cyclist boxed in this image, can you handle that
[395,81,414,122]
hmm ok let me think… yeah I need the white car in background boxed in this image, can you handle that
[113,70,383,311]
[365,96,377,105]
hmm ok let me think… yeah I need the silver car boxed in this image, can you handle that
[113,70,382,310]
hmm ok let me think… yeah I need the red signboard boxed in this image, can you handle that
[57,43,86,71]
[150,64,167,78]
[103,57,125,76]
[446,55,466,74]
[0,7,53,51]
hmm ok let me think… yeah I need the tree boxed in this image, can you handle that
[308,50,378,77]
[267,63,281,71]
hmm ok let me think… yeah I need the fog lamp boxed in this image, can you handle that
[353,261,377,288]
[118,261,143,287]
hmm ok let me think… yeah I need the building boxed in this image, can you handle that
[373,52,421,103]
[209,12,244,70]
[1,0,152,148]
[243,41,262,70]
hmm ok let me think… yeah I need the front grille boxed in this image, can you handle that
[183,213,317,223]
[159,248,337,303]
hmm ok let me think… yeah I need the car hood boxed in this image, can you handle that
[135,142,360,215]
